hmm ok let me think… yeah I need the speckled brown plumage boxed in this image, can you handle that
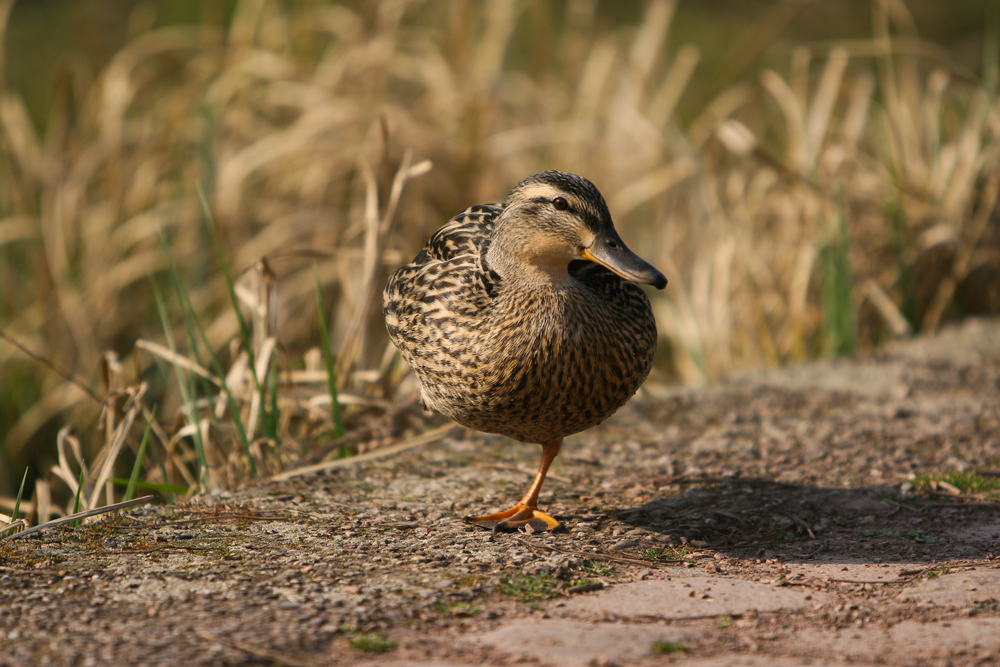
[383,171,666,531]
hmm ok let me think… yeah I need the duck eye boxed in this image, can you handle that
[552,197,569,211]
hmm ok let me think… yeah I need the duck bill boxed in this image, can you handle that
[582,229,667,290]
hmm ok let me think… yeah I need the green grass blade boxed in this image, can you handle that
[820,213,856,355]
[10,467,28,526]
[124,405,157,502]
[156,230,257,480]
[151,277,209,487]
[184,191,261,475]
[197,185,255,371]
[265,361,280,439]
[197,185,278,444]
[181,294,258,477]
[314,266,345,438]
[70,467,85,527]
[142,430,175,502]
[156,234,211,387]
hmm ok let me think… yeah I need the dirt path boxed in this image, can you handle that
[2,319,999,667]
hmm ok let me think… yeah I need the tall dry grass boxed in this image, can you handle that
[1,0,998,520]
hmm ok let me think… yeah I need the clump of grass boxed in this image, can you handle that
[498,573,560,602]
[652,640,691,654]
[581,559,615,577]
[924,566,951,579]
[772,530,802,543]
[434,600,483,616]
[644,547,665,560]
[349,632,395,653]
[913,472,1000,497]
[856,528,936,543]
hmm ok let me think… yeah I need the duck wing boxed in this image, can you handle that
[413,203,502,263]
[383,203,503,356]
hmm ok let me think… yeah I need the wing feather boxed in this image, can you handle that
[383,203,503,348]
[413,203,502,263]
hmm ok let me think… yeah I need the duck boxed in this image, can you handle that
[383,170,666,532]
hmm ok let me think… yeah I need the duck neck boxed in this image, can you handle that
[485,224,575,289]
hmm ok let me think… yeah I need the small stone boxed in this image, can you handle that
[568,582,604,594]
[610,538,639,552]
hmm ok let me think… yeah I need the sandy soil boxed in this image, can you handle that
[1,318,999,667]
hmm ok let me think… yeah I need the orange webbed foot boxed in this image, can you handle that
[464,504,560,533]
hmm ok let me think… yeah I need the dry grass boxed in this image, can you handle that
[0,1,998,518]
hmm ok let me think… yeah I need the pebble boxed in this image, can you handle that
[610,538,639,551]
[568,582,604,594]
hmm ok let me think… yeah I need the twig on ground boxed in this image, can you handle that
[193,629,317,667]
[0,519,28,538]
[2,496,155,541]
[790,515,816,539]
[113,546,214,555]
[154,513,291,527]
[271,424,457,480]
[819,562,988,586]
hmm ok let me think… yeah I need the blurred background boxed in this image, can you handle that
[1,0,998,517]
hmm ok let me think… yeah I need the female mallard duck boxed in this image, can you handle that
[383,171,666,532]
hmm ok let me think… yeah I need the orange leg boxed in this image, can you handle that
[465,438,563,532]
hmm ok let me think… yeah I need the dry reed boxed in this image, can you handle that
[0,0,997,516]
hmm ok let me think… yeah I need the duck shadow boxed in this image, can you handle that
[600,477,999,565]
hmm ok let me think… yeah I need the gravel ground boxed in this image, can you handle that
[1,318,999,667]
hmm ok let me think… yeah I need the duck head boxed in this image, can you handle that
[487,171,667,290]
